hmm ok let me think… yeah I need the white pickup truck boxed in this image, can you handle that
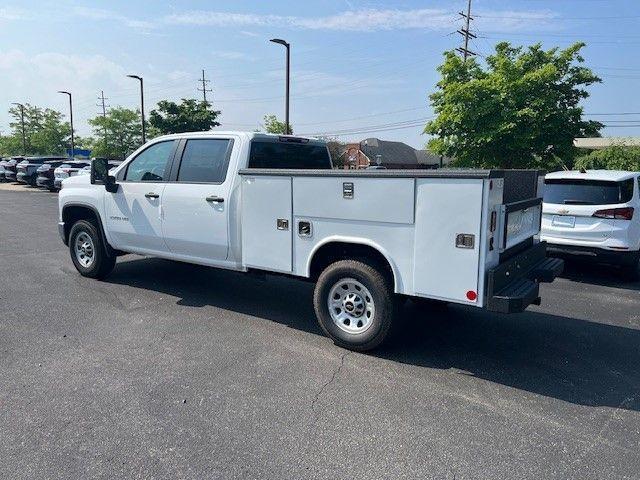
[58,132,562,351]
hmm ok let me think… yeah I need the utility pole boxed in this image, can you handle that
[456,0,476,61]
[197,69,212,104]
[97,90,110,152]
[11,102,26,155]
[97,90,109,117]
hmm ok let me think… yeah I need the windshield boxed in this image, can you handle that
[544,178,634,205]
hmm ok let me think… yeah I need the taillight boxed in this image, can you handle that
[593,207,634,220]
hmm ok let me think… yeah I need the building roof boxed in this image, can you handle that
[360,138,418,165]
[546,169,639,182]
[574,137,640,149]
[359,138,451,166]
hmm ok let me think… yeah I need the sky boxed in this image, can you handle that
[0,0,639,149]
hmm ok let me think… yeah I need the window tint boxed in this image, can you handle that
[125,141,174,182]
[177,139,232,183]
[544,178,635,205]
[248,141,331,169]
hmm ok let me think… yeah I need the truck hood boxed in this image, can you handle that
[61,174,91,187]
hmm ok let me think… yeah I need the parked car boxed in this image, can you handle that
[0,158,6,181]
[77,160,122,177]
[54,161,90,189]
[17,156,68,186]
[36,160,72,191]
[58,132,561,351]
[2,157,25,182]
[540,170,640,279]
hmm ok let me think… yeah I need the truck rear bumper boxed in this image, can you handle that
[486,242,563,314]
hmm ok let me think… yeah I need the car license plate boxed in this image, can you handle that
[552,215,575,228]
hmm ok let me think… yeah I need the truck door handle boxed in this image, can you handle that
[205,196,224,203]
[145,192,160,199]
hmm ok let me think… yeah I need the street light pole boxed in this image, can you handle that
[11,102,26,155]
[57,91,75,158]
[270,38,291,134]
[127,74,146,143]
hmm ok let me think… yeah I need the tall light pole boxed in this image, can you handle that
[270,38,291,134]
[11,102,26,155]
[127,74,146,143]
[57,91,75,157]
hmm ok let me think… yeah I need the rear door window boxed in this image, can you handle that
[248,141,331,169]
[176,139,232,183]
[544,178,635,205]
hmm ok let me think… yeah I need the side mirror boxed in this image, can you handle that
[91,158,118,193]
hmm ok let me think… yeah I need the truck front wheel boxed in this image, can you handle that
[313,259,395,351]
[68,219,116,279]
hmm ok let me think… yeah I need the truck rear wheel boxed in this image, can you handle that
[313,259,395,351]
[69,219,116,279]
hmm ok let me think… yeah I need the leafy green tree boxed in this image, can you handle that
[30,109,71,155]
[425,42,602,169]
[263,114,291,135]
[0,134,23,156]
[574,145,640,171]
[7,103,71,155]
[149,99,221,135]
[88,107,142,159]
[316,136,345,167]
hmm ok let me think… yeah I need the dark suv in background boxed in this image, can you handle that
[36,159,73,191]
[17,157,69,186]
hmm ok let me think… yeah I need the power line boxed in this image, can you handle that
[197,69,213,103]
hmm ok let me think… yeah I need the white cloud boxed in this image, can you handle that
[162,8,559,32]
[213,51,255,61]
[0,7,26,21]
[72,6,154,30]
[0,50,136,135]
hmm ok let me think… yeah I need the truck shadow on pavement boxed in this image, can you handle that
[105,257,640,413]
[558,260,640,292]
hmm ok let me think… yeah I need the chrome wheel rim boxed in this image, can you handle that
[328,278,375,334]
[74,232,95,268]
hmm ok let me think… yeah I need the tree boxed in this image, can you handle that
[30,108,72,155]
[574,145,640,171]
[149,99,221,135]
[425,42,603,169]
[316,136,345,167]
[88,107,142,159]
[6,103,71,155]
[262,115,291,135]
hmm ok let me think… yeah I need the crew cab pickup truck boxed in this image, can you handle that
[58,132,562,351]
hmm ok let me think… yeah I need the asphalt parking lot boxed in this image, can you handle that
[1,183,639,480]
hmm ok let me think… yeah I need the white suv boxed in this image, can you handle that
[540,170,640,278]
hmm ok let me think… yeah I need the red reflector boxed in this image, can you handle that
[466,290,477,301]
[593,207,634,220]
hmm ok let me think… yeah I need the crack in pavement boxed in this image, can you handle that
[310,351,351,417]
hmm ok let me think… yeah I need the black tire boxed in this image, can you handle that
[68,219,116,279]
[313,259,395,351]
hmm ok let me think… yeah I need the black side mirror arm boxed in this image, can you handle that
[105,175,119,193]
